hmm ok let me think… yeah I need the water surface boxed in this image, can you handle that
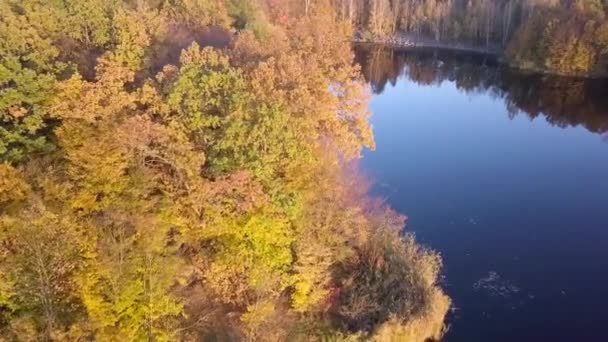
[356,45,608,342]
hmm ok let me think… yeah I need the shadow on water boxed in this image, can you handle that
[355,44,608,136]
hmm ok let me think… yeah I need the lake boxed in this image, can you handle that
[356,45,608,342]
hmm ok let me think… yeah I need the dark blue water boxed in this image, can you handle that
[357,46,608,342]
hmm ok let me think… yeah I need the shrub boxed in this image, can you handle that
[333,222,449,340]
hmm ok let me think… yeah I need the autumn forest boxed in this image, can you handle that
[346,0,608,76]
[0,0,450,341]
[1,0,607,341]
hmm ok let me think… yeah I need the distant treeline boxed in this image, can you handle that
[333,0,608,76]
[356,45,608,134]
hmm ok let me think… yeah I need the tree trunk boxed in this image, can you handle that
[485,0,491,48]
[503,0,514,47]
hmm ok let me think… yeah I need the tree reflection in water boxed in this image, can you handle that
[355,44,608,136]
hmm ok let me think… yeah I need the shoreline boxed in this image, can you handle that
[354,34,501,55]
[355,38,608,79]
